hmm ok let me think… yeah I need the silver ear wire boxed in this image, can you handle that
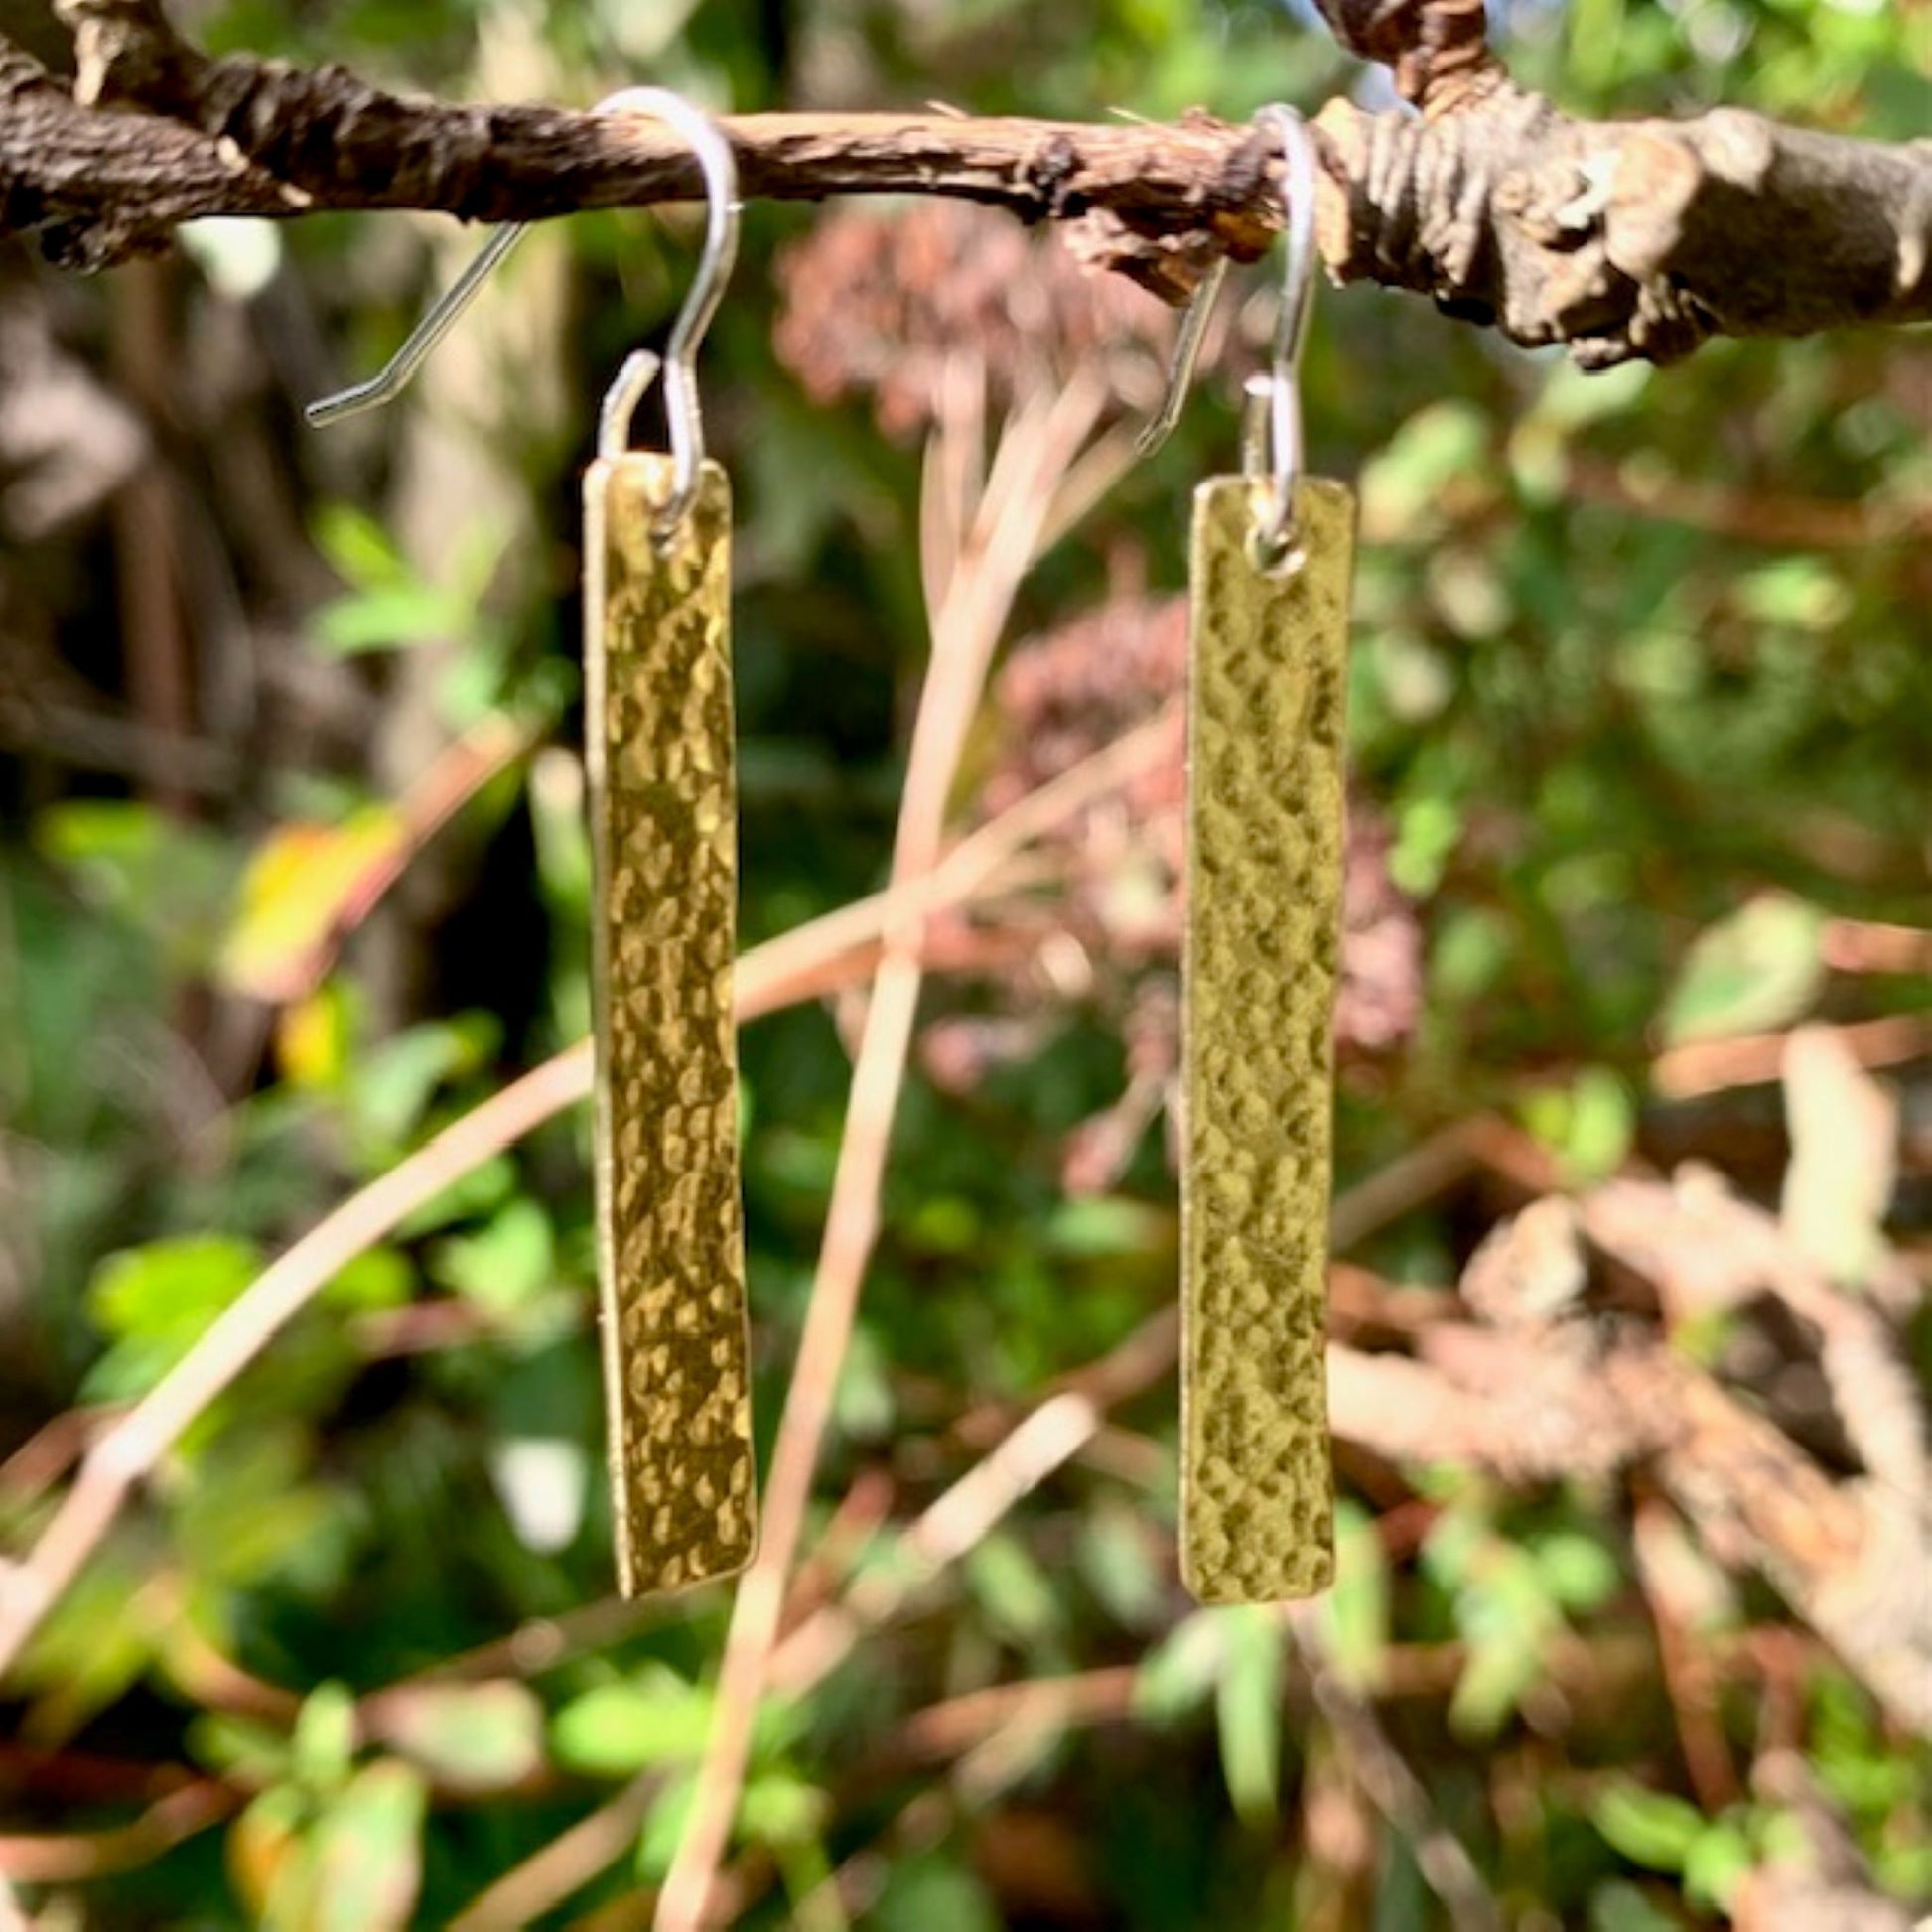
[1134,255,1229,460]
[304,222,528,429]
[1132,101,1322,544]
[1245,102,1318,551]
[306,86,741,531]
[587,87,740,529]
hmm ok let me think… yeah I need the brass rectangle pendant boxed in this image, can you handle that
[1180,476,1353,1604]
[584,453,756,1596]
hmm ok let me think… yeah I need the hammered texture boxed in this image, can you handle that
[1180,477,1353,1605]
[585,454,756,1597]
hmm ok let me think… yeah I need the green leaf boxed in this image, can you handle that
[1074,1499,1163,1630]
[636,1771,698,1882]
[34,804,236,965]
[1662,894,1825,1048]
[1682,1818,1752,1912]
[1566,1066,1636,1182]
[291,1682,359,1797]
[350,1020,478,1150]
[172,1424,349,1590]
[1591,1781,1707,1873]
[322,1246,413,1313]
[871,1855,1002,1932]
[1532,1530,1622,1613]
[307,1759,428,1932]
[1734,558,1851,630]
[313,502,410,591]
[1360,400,1493,538]
[84,1235,264,1398]
[739,1771,829,1848]
[429,1198,555,1315]
[314,583,464,656]
[1389,794,1463,897]
[831,1323,896,1441]
[1319,1502,1390,1693]
[374,1681,544,1793]
[187,1712,294,1784]
[965,1534,1061,1646]
[1045,1195,1167,1257]
[12,1553,156,1745]
[1587,1879,1682,1931]
[1134,1610,1225,1722]
[551,1671,712,1777]
[1214,1605,1285,1826]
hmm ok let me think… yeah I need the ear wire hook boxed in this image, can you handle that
[1134,102,1321,552]
[305,86,741,531]
[1245,102,1317,555]
[1133,255,1229,460]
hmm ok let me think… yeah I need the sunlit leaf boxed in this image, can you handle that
[374,1680,545,1793]
[1591,1781,1706,1873]
[430,1198,555,1314]
[1661,894,1825,1048]
[219,809,406,1004]
[965,1534,1061,1646]
[1319,1502,1390,1693]
[1682,1817,1752,1912]
[84,1234,264,1398]
[1213,1605,1284,1826]
[871,1854,1001,1932]
[292,1682,358,1797]
[228,1786,305,1926]
[740,1771,830,1848]
[552,1671,712,1777]
[1531,1529,1622,1613]
[308,1759,428,1932]
[1074,1499,1163,1630]
[1135,1610,1226,1721]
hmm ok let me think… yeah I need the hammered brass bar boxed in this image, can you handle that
[1180,476,1353,1604]
[585,453,756,1597]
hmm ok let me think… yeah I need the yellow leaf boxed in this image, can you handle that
[219,810,404,1004]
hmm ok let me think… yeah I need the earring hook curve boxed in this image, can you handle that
[305,86,740,530]
[1133,100,1321,549]
[1246,101,1317,552]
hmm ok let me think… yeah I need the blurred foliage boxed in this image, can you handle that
[1,0,1928,1927]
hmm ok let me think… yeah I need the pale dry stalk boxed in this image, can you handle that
[653,365,1111,1932]
[1287,1605,1505,1932]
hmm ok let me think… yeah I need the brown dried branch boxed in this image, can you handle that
[1308,0,1498,115]
[1312,83,1932,367]
[1,0,1927,364]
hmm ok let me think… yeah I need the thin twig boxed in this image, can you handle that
[448,1777,657,1932]
[1288,1606,1505,1932]
[1652,1012,1929,1101]
[10,8,1932,364]
[653,369,1111,1932]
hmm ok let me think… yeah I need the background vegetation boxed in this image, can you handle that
[1,0,1926,1925]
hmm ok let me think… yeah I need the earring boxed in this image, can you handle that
[1148,105,1351,1604]
[582,98,755,1598]
[307,89,757,1599]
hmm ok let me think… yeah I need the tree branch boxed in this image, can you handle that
[2,0,1928,363]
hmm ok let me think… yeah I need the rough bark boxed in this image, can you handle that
[2,0,1928,365]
